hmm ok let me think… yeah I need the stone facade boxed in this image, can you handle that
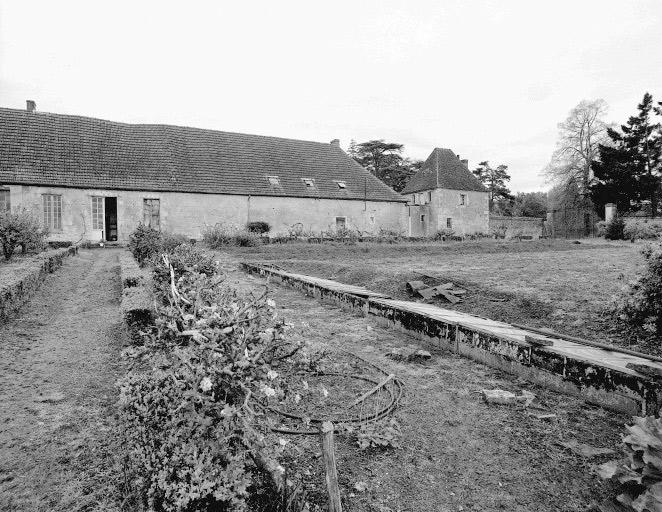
[406,188,489,236]
[4,184,407,242]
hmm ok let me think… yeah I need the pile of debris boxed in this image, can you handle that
[406,279,466,304]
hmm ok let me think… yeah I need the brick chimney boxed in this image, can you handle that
[330,139,340,147]
[461,158,469,167]
[26,100,36,113]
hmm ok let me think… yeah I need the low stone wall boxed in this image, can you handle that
[0,246,79,321]
[118,251,153,340]
[242,262,662,416]
[489,215,544,239]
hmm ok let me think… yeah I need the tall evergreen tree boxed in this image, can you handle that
[472,161,513,212]
[348,139,422,192]
[591,93,662,215]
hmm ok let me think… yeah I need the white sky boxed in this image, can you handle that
[1,0,661,192]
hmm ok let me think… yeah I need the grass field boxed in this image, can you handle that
[219,238,649,352]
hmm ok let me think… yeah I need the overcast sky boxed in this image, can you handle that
[1,0,661,192]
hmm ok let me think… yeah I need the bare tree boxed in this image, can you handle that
[544,99,610,201]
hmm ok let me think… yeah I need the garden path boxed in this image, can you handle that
[0,249,126,511]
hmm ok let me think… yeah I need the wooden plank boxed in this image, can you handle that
[320,421,342,512]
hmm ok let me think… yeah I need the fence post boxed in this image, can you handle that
[320,421,342,512]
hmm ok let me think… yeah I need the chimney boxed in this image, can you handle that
[330,139,340,147]
[461,158,469,167]
[26,100,36,113]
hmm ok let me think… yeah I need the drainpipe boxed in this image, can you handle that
[247,195,251,225]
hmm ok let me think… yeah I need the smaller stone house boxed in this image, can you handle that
[402,148,489,236]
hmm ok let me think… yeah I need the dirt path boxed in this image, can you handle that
[217,254,626,512]
[0,249,126,512]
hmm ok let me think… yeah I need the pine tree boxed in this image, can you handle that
[591,93,662,216]
[472,161,513,212]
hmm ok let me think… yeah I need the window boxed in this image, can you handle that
[420,214,426,223]
[427,191,432,203]
[43,194,62,230]
[143,198,160,229]
[267,175,280,186]
[336,181,347,189]
[460,194,466,205]
[446,218,452,229]
[0,189,9,212]
[335,217,346,230]
[91,196,104,230]
[302,178,316,188]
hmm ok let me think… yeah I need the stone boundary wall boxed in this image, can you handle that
[118,251,154,340]
[0,246,79,322]
[242,262,662,416]
[489,215,544,239]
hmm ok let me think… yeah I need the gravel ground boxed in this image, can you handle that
[0,249,127,512]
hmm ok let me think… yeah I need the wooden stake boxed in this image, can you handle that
[320,421,342,512]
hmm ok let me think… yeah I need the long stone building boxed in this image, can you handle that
[0,102,407,242]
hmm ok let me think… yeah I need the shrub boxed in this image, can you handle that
[613,243,662,340]
[624,219,662,241]
[128,223,163,266]
[152,243,217,295]
[598,416,662,511]
[0,209,47,261]
[246,221,271,234]
[433,228,455,241]
[202,223,262,248]
[161,232,190,253]
[605,216,626,240]
[119,262,291,511]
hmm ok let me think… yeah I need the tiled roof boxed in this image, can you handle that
[401,148,488,194]
[0,108,406,202]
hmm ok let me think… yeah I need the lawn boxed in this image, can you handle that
[218,238,648,352]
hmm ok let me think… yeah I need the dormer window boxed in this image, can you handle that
[267,175,280,186]
[302,178,315,188]
[336,181,347,190]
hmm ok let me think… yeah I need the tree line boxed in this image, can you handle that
[347,140,547,217]
[545,93,662,218]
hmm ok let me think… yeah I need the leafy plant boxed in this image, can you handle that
[598,416,662,511]
[128,223,163,266]
[434,228,455,241]
[605,216,627,240]
[624,220,662,241]
[119,258,291,511]
[247,221,271,234]
[202,223,262,248]
[613,243,662,340]
[0,209,47,260]
[355,418,402,450]
[161,232,190,253]
[151,244,217,296]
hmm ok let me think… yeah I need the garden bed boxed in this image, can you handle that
[0,245,78,321]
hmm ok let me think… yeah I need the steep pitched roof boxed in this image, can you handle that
[0,107,406,202]
[401,147,487,194]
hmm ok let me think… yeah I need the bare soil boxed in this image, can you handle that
[0,249,126,512]
[223,238,648,353]
[217,253,627,512]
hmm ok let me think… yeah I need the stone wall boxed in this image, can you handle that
[4,184,408,242]
[489,215,543,239]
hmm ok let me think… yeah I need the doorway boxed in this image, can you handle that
[104,197,118,241]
